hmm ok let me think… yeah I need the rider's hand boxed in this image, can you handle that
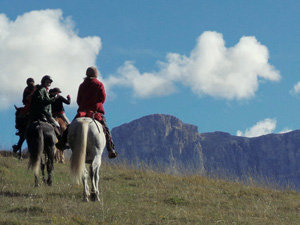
[67,95,71,100]
[51,94,58,101]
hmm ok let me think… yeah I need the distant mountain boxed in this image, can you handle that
[111,114,300,189]
[111,114,205,175]
[200,130,300,188]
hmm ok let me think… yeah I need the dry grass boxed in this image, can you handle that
[1,153,300,224]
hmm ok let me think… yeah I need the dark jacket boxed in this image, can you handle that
[22,86,35,105]
[29,85,55,121]
[51,95,70,114]
[20,85,36,115]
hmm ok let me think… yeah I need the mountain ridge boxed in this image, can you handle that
[111,114,300,189]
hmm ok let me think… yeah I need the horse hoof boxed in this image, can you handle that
[90,193,100,202]
[47,180,52,186]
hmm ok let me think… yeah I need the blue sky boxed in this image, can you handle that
[1,0,300,149]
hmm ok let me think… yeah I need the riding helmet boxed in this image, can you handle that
[50,87,61,93]
[41,75,53,84]
[26,78,34,85]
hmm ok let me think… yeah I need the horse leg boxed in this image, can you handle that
[46,146,54,186]
[15,134,25,160]
[41,157,46,184]
[34,151,42,187]
[89,165,96,201]
[82,167,90,202]
[60,150,65,163]
[90,155,101,202]
[54,147,58,163]
[90,165,100,202]
[34,174,39,187]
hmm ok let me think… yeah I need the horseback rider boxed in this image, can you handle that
[56,66,118,159]
[49,87,71,125]
[28,75,60,136]
[12,77,36,154]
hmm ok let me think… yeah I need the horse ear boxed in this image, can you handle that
[14,105,19,110]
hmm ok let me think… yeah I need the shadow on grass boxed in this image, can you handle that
[8,206,44,214]
[0,190,41,198]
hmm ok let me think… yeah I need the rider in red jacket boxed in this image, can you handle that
[76,67,117,158]
[56,67,117,159]
[76,69,106,119]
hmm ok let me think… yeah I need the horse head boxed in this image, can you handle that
[14,105,22,116]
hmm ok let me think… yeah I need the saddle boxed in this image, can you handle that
[30,114,61,138]
[76,110,103,122]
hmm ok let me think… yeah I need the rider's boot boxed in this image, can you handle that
[104,130,117,159]
[107,142,118,159]
[12,144,19,153]
[100,114,118,159]
[55,127,69,150]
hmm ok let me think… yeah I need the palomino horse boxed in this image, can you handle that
[68,117,106,202]
[54,117,68,163]
[26,120,56,187]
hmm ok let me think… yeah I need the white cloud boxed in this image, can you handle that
[291,81,300,94]
[105,31,281,100]
[236,118,277,137]
[0,9,101,109]
[104,61,176,98]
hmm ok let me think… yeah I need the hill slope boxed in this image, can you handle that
[1,154,300,224]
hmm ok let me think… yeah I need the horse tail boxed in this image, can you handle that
[28,124,44,176]
[70,120,89,184]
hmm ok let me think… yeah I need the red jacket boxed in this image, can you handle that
[20,86,36,115]
[77,78,106,115]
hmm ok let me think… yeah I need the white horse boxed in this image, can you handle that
[68,117,106,202]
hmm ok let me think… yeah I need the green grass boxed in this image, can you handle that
[1,153,300,224]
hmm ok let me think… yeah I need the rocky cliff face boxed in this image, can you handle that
[111,114,300,189]
[111,114,205,175]
[200,131,300,188]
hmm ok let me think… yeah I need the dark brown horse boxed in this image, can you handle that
[26,120,56,187]
[13,105,28,159]
[54,117,68,163]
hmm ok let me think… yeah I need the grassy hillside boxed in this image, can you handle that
[1,152,300,224]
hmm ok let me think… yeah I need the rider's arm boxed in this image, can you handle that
[59,95,71,105]
[35,88,55,104]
